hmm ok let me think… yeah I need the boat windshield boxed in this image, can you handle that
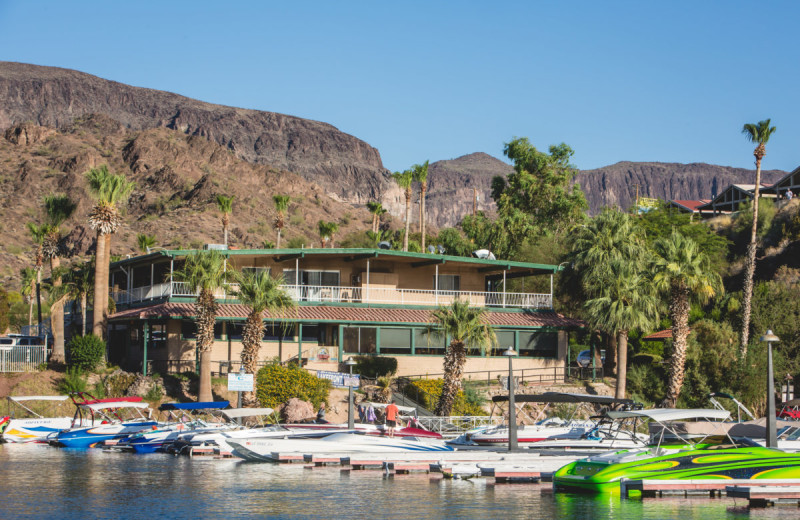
[698,436,761,449]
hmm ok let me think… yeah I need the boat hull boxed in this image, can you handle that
[1,417,79,443]
[55,421,159,448]
[553,446,800,493]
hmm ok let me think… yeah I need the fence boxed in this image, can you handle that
[0,346,48,373]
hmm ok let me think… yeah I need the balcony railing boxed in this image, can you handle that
[112,282,552,310]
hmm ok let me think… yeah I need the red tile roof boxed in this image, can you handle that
[671,200,711,211]
[110,303,584,328]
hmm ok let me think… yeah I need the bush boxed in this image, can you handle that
[67,334,106,371]
[255,363,331,408]
[57,368,87,394]
[353,356,397,378]
[403,379,487,416]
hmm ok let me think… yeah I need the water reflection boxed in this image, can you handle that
[2,445,799,519]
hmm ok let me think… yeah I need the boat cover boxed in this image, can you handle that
[491,392,634,405]
[159,401,230,411]
[8,395,70,402]
[81,401,150,411]
[222,408,275,419]
[606,408,731,422]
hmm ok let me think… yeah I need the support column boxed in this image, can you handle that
[435,264,439,305]
[297,323,303,363]
[365,260,370,304]
[142,320,149,377]
[502,270,507,308]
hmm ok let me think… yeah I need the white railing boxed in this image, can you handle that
[0,346,48,373]
[112,282,552,310]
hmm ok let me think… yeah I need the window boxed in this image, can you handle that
[493,330,516,356]
[283,270,340,286]
[343,327,377,354]
[242,267,269,277]
[435,274,460,292]
[263,324,295,341]
[518,331,558,358]
[181,321,223,340]
[380,328,411,355]
[227,322,244,340]
[150,323,167,350]
[414,328,446,355]
[301,325,319,342]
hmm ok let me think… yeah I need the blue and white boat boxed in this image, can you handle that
[117,401,231,454]
[54,399,157,448]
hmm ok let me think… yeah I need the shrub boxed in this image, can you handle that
[353,356,397,378]
[255,363,331,409]
[57,368,87,394]
[67,334,106,371]
[403,379,487,416]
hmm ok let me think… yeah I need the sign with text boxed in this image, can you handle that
[227,373,254,392]
[316,370,360,389]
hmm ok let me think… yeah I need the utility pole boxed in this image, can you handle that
[473,188,477,217]
[633,184,640,215]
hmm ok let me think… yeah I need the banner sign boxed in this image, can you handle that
[316,370,360,389]
[227,373,254,392]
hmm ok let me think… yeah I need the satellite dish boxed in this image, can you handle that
[437,245,445,254]
[472,249,496,260]
[427,245,436,254]
[378,241,392,250]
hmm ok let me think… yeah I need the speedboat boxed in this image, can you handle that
[228,431,454,462]
[53,398,157,448]
[1,395,92,443]
[166,407,281,456]
[110,401,231,454]
[553,408,800,493]
[458,393,638,447]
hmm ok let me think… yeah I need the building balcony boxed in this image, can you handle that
[111,282,553,310]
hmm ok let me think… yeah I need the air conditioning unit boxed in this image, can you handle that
[203,244,228,251]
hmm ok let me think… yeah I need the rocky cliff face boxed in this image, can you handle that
[0,61,390,205]
[577,161,787,214]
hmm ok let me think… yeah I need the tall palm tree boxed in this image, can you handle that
[216,195,234,247]
[426,300,497,416]
[19,267,36,329]
[172,250,227,402]
[272,195,290,249]
[230,269,295,406]
[583,260,660,399]
[43,194,77,363]
[317,220,339,248]
[392,169,414,251]
[651,230,722,407]
[739,119,777,354]
[412,161,430,251]
[27,222,49,335]
[366,201,386,234]
[136,233,157,254]
[86,165,135,339]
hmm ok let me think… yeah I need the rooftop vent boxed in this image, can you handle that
[437,245,445,254]
[203,244,228,251]
[472,249,496,260]
[378,241,392,250]
[427,245,436,253]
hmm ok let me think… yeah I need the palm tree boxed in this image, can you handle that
[27,222,49,335]
[67,261,94,337]
[739,119,777,354]
[136,233,157,254]
[172,250,227,402]
[230,269,295,406]
[651,230,721,407]
[215,194,234,247]
[272,195,290,249]
[392,169,414,251]
[317,220,339,248]
[86,165,135,339]
[412,161,430,251]
[43,194,77,363]
[426,300,497,416]
[366,201,386,234]
[19,267,36,329]
[583,260,660,399]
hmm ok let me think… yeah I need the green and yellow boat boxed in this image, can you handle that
[553,409,800,493]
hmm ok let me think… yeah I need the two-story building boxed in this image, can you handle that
[104,247,583,378]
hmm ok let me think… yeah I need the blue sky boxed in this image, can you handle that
[1,1,798,173]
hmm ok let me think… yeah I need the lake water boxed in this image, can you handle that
[1,445,797,519]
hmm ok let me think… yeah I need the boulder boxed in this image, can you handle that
[279,398,315,423]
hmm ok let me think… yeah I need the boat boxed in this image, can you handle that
[165,407,281,456]
[456,393,638,447]
[228,431,454,462]
[53,398,158,448]
[110,401,231,454]
[552,408,800,493]
[1,395,91,443]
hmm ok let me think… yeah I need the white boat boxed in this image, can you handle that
[166,407,283,456]
[1,396,91,443]
[228,431,454,462]
[54,399,158,448]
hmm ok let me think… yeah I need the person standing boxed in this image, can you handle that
[385,402,399,437]
[316,402,328,424]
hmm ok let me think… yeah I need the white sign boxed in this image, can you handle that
[227,373,254,392]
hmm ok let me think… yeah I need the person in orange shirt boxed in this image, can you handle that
[385,402,399,437]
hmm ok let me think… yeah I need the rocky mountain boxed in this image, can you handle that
[0,61,390,206]
[0,116,375,287]
[577,161,787,214]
